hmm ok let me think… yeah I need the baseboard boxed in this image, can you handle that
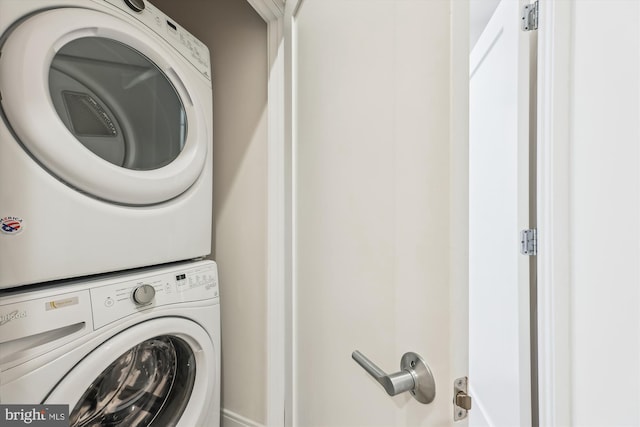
[221,409,265,427]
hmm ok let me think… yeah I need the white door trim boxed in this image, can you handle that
[245,1,288,427]
[536,1,572,426]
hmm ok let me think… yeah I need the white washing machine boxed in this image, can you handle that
[0,0,213,288]
[0,260,220,427]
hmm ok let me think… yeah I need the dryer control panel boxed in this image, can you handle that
[97,0,212,80]
[90,262,218,329]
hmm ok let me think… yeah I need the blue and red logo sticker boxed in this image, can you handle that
[1,216,24,235]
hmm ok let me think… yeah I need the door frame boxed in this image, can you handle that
[244,1,289,426]
[248,0,572,426]
[456,1,573,424]
[535,1,572,425]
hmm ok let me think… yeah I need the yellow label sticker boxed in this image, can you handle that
[45,296,79,311]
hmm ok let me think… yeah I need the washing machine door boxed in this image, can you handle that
[45,318,217,427]
[0,8,209,205]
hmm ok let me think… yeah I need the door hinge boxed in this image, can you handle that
[520,228,538,256]
[521,0,539,31]
[453,377,472,421]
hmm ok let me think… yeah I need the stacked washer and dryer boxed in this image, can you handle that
[0,0,220,425]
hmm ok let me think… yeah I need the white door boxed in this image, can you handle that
[292,0,533,426]
[469,0,533,426]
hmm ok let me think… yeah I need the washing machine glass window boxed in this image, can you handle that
[49,37,187,171]
[69,336,196,427]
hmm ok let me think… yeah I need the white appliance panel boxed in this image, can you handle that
[0,260,220,427]
[0,0,213,288]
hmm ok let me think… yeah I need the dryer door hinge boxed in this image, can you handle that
[521,0,539,31]
[521,228,538,256]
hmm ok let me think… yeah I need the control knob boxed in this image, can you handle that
[133,284,156,305]
[124,0,145,12]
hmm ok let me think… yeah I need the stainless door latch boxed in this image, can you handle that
[454,377,472,421]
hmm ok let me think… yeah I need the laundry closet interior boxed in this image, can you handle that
[0,0,268,425]
[152,0,271,424]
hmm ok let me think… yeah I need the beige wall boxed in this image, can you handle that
[150,0,268,425]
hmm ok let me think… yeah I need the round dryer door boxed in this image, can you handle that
[45,318,217,427]
[0,8,209,205]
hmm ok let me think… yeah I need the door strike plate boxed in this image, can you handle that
[453,377,471,421]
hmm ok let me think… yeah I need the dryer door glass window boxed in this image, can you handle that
[48,37,187,171]
[69,336,196,427]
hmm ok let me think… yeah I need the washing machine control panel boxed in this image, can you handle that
[90,263,218,329]
[98,0,212,80]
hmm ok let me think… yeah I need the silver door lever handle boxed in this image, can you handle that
[352,350,436,404]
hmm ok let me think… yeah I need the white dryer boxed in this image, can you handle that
[0,0,213,288]
[0,260,220,427]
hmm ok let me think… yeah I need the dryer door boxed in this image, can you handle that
[45,318,217,427]
[0,8,209,205]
